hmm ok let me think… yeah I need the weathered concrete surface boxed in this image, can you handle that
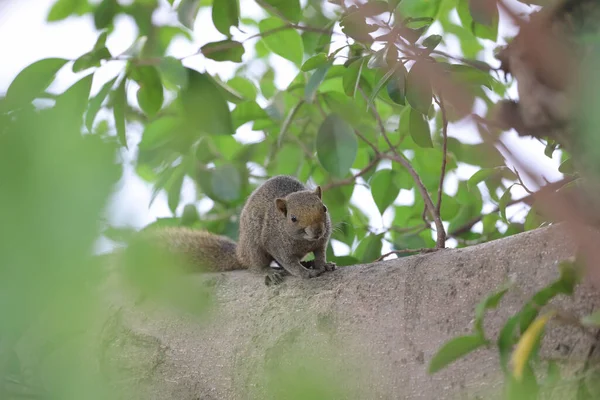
[102,225,600,399]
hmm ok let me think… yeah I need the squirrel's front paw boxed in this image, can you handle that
[323,261,336,272]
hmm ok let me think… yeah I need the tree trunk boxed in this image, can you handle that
[101,224,600,400]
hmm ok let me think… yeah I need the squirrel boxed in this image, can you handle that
[149,175,336,284]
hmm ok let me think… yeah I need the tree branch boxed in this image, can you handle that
[449,177,574,237]
[359,85,446,250]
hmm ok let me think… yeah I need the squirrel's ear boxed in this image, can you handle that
[314,186,322,199]
[275,198,287,215]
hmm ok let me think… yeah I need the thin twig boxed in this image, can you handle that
[323,155,382,191]
[361,88,388,141]
[278,100,304,147]
[383,153,446,245]
[359,87,447,249]
[513,168,534,195]
[449,177,574,237]
[116,23,334,65]
[434,95,449,248]
[353,129,380,154]
[421,205,428,225]
[244,23,335,42]
[388,224,429,235]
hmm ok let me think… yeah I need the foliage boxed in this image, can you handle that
[428,260,600,399]
[5,0,559,260]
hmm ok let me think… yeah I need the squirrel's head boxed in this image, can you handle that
[275,186,328,241]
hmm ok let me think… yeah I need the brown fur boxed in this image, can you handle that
[153,228,241,272]
[153,176,334,278]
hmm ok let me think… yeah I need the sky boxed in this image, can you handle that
[0,0,564,256]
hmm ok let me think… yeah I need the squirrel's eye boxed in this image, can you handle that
[323,206,328,213]
[291,216,297,222]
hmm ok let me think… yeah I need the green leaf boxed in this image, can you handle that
[94,0,118,30]
[120,36,147,58]
[428,334,487,374]
[457,0,498,41]
[259,0,301,23]
[524,206,543,231]
[398,0,443,18]
[370,169,401,215]
[301,53,329,72]
[212,0,239,36]
[232,100,270,129]
[499,184,515,223]
[5,58,69,109]
[333,256,360,267]
[423,34,442,50]
[179,69,234,135]
[73,47,112,73]
[139,117,180,151]
[211,165,241,203]
[210,76,245,104]
[55,73,94,124]
[544,140,558,159]
[468,0,496,27]
[47,0,87,22]
[406,61,432,114]
[259,17,304,65]
[72,31,112,73]
[367,48,386,69]
[355,234,383,263]
[201,40,244,62]
[367,65,397,105]
[85,76,118,132]
[178,0,202,29]
[409,108,432,148]
[167,166,185,214]
[181,204,200,226]
[158,57,189,88]
[305,63,332,102]
[518,261,579,334]
[498,314,521,373]
[343,57,365,98]
[447,64,493,90]
[386,64,408,105]
[271,145,304,176]
[558,157,574,174]
[134,66,164,117]
[226,77,257,100]
[581,310,600,327]
[467,167,506,191]
[474,284,510,337]
[316,114,358,178]
[113,78,127,148]
[150,166,177,206]
[360,0,389,15]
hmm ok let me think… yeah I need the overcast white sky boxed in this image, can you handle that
[0,0,563,256]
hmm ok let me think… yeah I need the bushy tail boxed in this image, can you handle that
[151,228,245,272]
